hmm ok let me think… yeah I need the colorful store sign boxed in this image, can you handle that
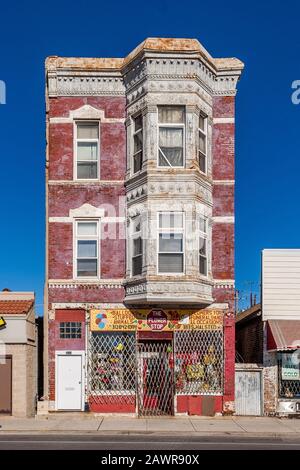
[90,308,223,332]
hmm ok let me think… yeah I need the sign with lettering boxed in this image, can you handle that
[90,308,223,332]
[282,353,300,381]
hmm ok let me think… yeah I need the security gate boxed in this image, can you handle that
[137,340,174,416]
[235,367,262,416]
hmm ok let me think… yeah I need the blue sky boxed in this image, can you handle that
[0,0,299,314]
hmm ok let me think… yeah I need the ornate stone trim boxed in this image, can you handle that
[69,203,105,219]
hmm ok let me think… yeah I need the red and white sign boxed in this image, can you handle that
[147,309,168,331]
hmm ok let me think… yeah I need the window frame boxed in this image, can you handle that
[131,216,143,277]
[157,211,185,275]
[74,219,100,279]
[132,114,143,175]
[157,106,185,169]
[199,215,208,277]
[59,321,82,339]
[74,121,100,181]
[198,113,208,175]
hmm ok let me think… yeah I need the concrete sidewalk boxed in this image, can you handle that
[1,415,300,436]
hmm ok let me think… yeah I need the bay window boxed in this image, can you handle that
[158,212,184,273]
[131,216,143,276]
[76,122,99,179]
[198,114,207,174]
[75,220,99,278]
[199,216,208,276]
[158,106,185,167]
[133,114,143,173]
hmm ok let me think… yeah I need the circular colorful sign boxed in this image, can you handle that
[95,312,107,329]
[147,309,168,331]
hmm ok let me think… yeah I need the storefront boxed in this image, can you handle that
[267,320,300,415]
[87,308,224,416]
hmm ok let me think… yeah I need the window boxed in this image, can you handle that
[158,212,184,274]
[198,114,207,174]
[59,322,82,339]
[133,114,143,173]
[76,122,99,179]
[278,352,300,398]
[158,106,185,167]
[131,216,143,276]
[199,216,208,276]
[76,221,99,278]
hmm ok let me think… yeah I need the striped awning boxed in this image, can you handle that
[267,320,300,351]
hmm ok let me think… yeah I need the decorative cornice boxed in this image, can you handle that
[214,280,235,289]
[48,279,124,289]
[69,203,105,219]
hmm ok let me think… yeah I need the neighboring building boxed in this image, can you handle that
[44,38,244,416]
[236,249,300,416]
[0,290,37,417]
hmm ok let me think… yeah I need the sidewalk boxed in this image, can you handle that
[1,415,300,437]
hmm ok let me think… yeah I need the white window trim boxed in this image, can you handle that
[157,107,185,169]
[74,121,100,181]
[157,211,185,275]
[199,216,208,277]
[73,219,100,280]
[131,216,143,277]
[198,113,208,175]
[132,114,143,175]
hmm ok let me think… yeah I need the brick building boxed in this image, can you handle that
[44,38,244,415]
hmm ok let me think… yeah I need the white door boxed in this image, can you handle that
[57,354,83,410]
[235,370,262,416]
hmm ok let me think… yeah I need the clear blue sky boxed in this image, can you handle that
[0,0,299,314]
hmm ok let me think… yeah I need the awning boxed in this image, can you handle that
[267,320,300,351]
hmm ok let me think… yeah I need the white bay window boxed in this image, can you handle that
[133,114,143,173]
[158,106,185,167]
[198,114,207,174]
[158,212,184,274]
[131,216,143,276]
[199,216,208,276]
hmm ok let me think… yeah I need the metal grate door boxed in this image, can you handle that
[137,341,174,416]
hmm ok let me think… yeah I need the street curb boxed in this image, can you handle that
[0,430,300,440]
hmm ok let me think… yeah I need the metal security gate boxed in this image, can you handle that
[88,332,136,408]
[137,340,174,416]
[235,368,262,416]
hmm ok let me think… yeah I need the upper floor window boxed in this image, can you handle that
[199,216,208,276]
[198,114,207,174]
[76,122,99,179]
[158,212,184,274]
[131,216,143,276]
[133,114,143,173]
[158,106,185,168]
[75,220,99,278]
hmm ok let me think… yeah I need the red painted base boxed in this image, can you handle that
[176,395,223,416]
[88,396,136,413]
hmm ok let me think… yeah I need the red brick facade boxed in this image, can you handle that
[45,40,242,416]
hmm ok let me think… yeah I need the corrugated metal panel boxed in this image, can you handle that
[235,370,262,416]
[263,249,300,320]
